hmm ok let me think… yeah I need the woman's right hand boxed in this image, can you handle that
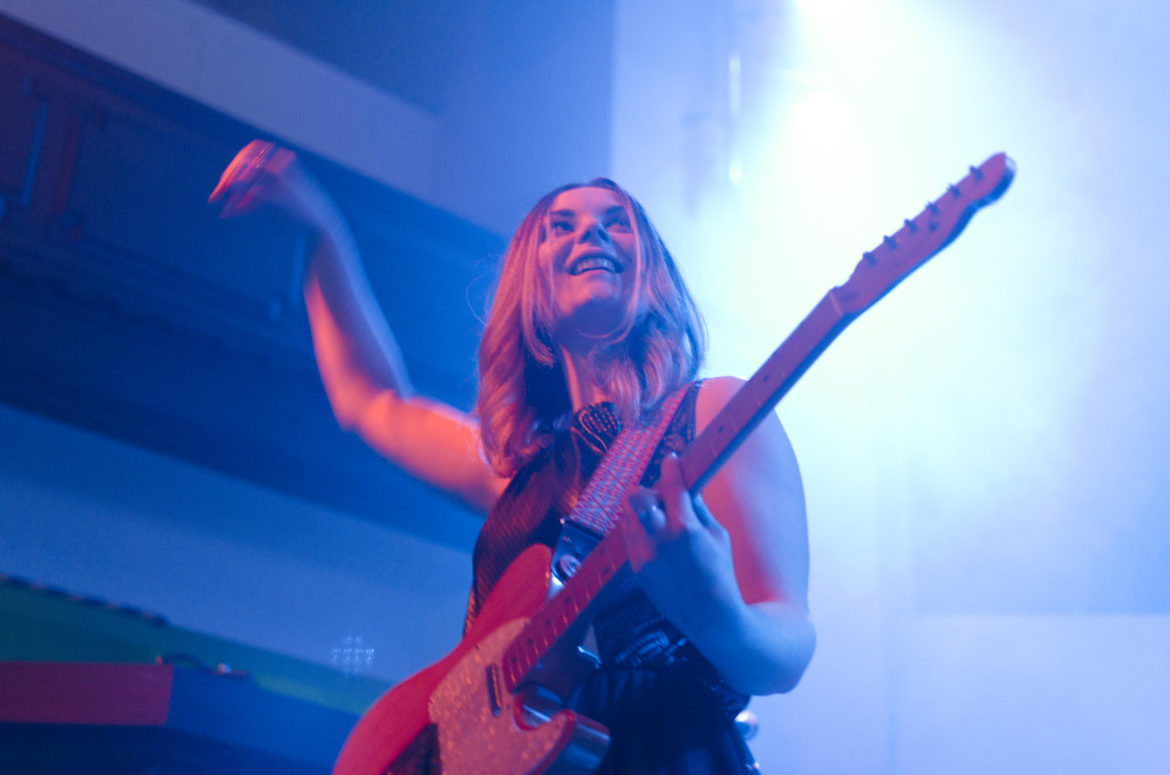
[208,140,336,228]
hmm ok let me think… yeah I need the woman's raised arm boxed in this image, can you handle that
[210,141,507,513]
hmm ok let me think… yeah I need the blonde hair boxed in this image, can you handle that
[476,178,706,477]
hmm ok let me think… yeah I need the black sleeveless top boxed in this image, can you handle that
[466,383,757,773]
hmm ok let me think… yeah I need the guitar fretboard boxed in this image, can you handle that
[501,530,627,691]
[679,292,851,493]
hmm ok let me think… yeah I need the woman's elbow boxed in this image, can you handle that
[750,610,817,696]
[780,626,818,694]
[324,378,394,438]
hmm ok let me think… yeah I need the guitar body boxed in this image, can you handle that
[332,544,610,775]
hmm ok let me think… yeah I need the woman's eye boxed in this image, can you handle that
[550,220,572,234]
[608,215,631,229]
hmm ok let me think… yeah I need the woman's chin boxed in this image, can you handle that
[553,306,631,350]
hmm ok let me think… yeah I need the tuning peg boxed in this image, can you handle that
[883,235,897,249]
[948,184,961,198]
[927,202,940,215]
[904,218,918,233]
[969,164,984,181]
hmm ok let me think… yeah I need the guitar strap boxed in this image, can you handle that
[548,383,690,584]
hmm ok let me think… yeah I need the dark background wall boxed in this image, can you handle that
[0,14,496,547]
[0,1,617,692]
[187,0,471,114]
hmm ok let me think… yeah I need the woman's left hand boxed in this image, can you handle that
[622,453,745,632]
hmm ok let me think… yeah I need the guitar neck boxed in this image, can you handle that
[680,290,852,493]
[682,151,1015,491]
[501,528,628,693]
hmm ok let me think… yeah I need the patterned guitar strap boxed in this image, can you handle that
[549,383,691,586]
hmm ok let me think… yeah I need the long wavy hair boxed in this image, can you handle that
[476,178,707,478]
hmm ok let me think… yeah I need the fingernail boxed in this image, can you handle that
[637,505,659,534]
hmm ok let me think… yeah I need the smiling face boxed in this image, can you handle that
[478,177,708,472]
[538,185,639,347]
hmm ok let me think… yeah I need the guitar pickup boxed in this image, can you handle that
[485,664,503,717]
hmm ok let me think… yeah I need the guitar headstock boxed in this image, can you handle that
[832,152,1015,316]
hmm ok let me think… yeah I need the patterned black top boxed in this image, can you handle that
[465,385,698,637]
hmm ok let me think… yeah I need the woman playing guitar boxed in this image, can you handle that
[211,140,815,773]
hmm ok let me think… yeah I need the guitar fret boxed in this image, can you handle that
[543,617,555,646]
[505,653,520,687]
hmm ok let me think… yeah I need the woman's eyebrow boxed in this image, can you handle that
[547,205,624,221]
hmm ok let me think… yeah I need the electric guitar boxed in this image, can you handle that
[332,153,1016,775]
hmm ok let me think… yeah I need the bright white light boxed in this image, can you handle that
[795,0,871,43]
[790,90,857,194]
[729,51,743,185]
[728,52,742,118]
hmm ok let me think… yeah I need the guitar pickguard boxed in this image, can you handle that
[429,619,607,774]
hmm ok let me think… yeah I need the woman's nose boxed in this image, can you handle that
[578,220,610,244]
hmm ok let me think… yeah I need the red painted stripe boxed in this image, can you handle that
[0,661,173,725]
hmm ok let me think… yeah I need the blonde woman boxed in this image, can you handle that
[212,141,814,773]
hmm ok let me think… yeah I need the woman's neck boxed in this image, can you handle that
[558,348,614,411]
